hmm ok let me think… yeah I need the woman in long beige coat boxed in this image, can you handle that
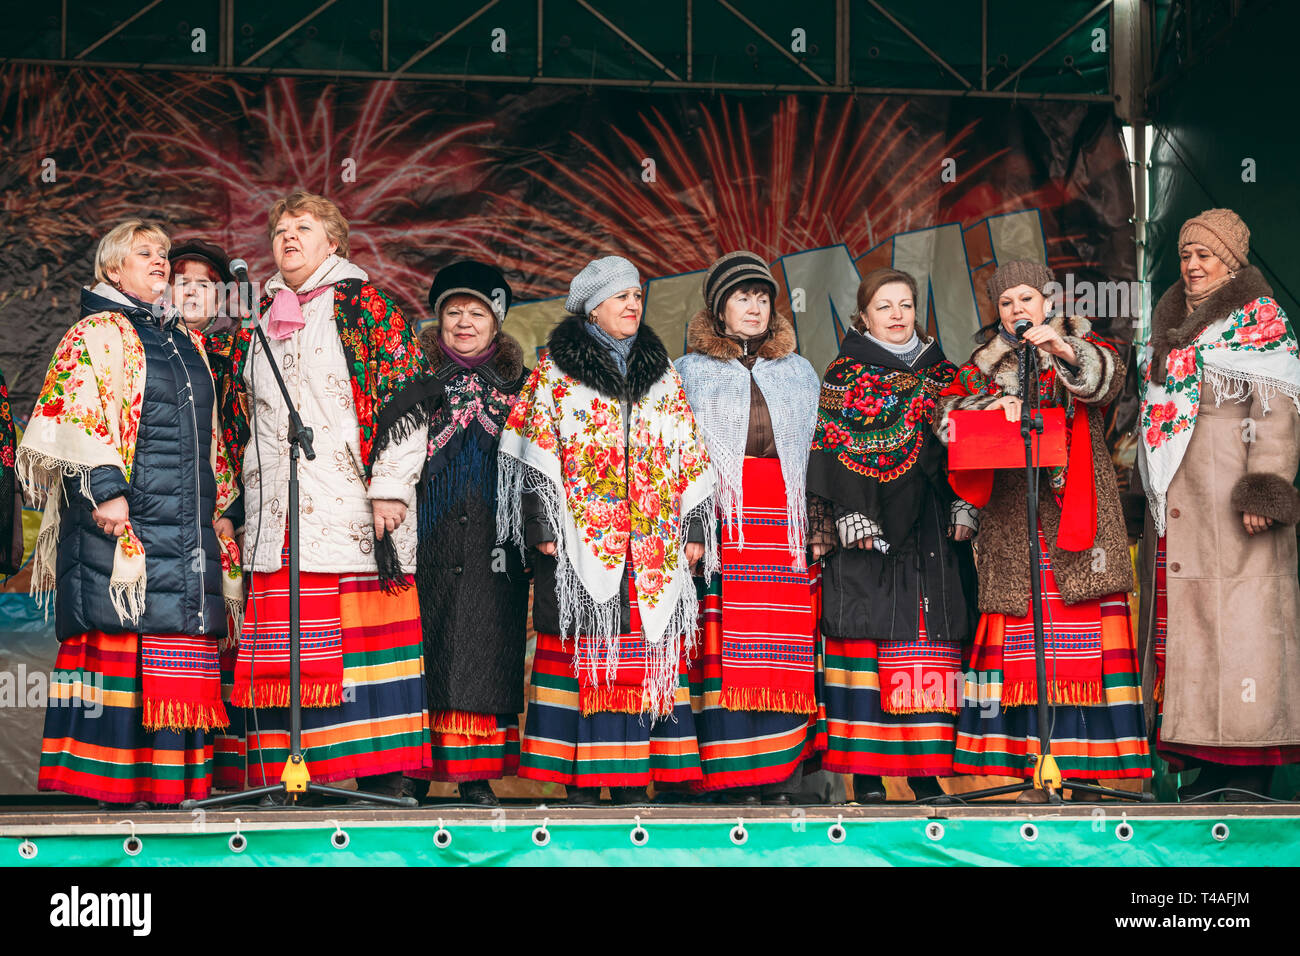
[1137,208,1300,801]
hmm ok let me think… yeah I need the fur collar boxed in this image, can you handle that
[418,326,527,390]
[547,314,670,404]
[967,314,1091,396]
[684,308,797,361]
[1149,266,1273,380]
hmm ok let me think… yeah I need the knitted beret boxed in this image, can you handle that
[1179,208,1249,271]
[565,256,641,315]
[428,259,512,323]
[703,251,777,317]
[986,259,1055,302]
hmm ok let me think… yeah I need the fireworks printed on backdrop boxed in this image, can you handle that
[0,63,1133,422]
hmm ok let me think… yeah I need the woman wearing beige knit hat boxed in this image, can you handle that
[936,259,1151,798]
[1137,208,1300,800]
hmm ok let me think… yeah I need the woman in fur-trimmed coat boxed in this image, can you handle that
[937,260,1150,792]
[497,255,718,807]
[1137,209,1300,801]
[408,261,531,807]
[675,252,823,804]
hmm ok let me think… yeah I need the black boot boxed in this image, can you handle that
[852,774,886,804]
[718,786,761,805]
[1223,765,1274,802]
[565,786,601,806]
[458,779,500,807]
[609,786,649,807]
[906,776,951,804]
[1177,763,1231,802]
[351,771,416,805]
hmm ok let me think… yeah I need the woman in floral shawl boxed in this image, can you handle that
[498,255,718,806]
[808,268,977,804]
[17,219,241,806]
[214,191,439,801]
[407,260,531,806]
[1137,209,1300,801]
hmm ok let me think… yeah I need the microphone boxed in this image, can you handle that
[228,257,257,325]
[1012,319,1033,340]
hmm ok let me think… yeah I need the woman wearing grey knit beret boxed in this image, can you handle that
[497,255,718,806]
[674,251,824,804]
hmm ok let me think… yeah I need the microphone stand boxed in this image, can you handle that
[943,334,1149,805]
[186,292,415,810]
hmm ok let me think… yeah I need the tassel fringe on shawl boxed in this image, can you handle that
[497,456,718,720]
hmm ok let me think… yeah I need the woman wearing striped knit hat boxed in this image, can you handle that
[499,255,718,806]
[675,251,824,804]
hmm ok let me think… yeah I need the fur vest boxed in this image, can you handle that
[938,314,1134,615]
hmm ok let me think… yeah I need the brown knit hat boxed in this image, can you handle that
[986,259,1055,302]
[703,251,777,317]
[1178,208,1249,271]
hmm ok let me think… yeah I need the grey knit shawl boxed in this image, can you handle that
[675,350,820,569]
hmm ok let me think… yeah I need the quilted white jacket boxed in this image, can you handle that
[241,255,427,574]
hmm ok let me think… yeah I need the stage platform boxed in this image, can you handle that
[3,800,1297,866]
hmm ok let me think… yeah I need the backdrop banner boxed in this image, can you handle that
[0,65,1138,794]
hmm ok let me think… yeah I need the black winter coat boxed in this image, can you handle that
[54,288,227,640]
[808,331,977,644]
[415,331,530,715]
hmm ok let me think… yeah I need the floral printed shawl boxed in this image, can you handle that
[214,276,439,588]
[16,307,242,629]
[1139,295,1300,535]
[497,353,718,719]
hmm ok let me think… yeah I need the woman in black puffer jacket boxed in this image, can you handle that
[18,219,239,808]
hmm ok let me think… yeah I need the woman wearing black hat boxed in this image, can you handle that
[408,261,531,806]
[169,238,235,334]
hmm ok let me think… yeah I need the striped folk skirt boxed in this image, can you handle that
[953,531,1152,780]
[39,631,214,804]
[688,464,824,790]
[519,566,702,788]
[227,567,431,788]
[821,601,964,777]
[410,711,521,782]
[1152,537,1300,769]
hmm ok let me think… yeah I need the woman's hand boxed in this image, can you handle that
[92,496,130,537]
[1243,511,1275,535]
[536,541,558,556]
[372,499,408,539]
[685,541,704,571]
[214,517,235,540]
[852,537,875,551]
[950,524,975,541]
[990,395,1023,422]
[810,542,832,562]
[1022,323,1077,365]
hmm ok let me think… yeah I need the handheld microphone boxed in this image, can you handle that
[1013,319,1033,340]
[227,257,257,325]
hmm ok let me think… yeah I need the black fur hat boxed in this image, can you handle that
[427,260,512,323]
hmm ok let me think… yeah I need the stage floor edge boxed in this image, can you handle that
[2,803,1298,866]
